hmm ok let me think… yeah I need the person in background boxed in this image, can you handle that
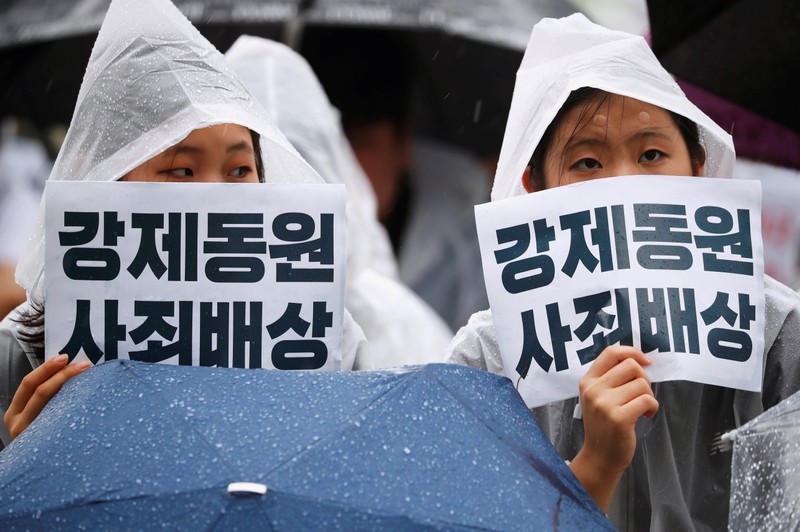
[226,36,453,368]
[301,28,489,332]
[0,119,51,319]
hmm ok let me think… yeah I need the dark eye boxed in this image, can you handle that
[574,158,602,171]
[640,150,664,163]
[229,166,252,178]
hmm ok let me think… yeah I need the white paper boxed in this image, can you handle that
[475,175,765,407]
[45,181,346,371]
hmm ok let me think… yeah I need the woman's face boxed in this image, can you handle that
[540,96,700,189]
[122,124,259,183]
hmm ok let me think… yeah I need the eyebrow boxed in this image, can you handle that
[626,129,675,143]
[225,141,254,154]
[563,136,606,152]
[564,128,677,152]
[166,141,254,156]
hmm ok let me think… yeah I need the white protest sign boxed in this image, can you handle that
[45,181,346,371]
[475,175,764,408]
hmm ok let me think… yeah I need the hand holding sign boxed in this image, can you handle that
[3,355,90,438]
[580,347,658,467]
[569,346,658,511]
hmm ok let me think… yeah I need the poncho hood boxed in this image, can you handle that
[491,13,735,202]
[16,0,323,303]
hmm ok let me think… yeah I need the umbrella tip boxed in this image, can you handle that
[227,482,268,497]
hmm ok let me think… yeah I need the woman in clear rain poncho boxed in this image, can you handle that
[0,0,370,447]
[444,14,800,531]
[224,36,453,369]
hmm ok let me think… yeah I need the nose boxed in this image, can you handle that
[602,160,641,178]
[197,172,228,184]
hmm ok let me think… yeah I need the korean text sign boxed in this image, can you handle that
[45,181,346,371]
[475,175,764,408]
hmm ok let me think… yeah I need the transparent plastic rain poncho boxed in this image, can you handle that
[726,388,800,530]
[0,0,370,433]
[444,14,800,531]
[225,35,396,281]
[225,36,452,368]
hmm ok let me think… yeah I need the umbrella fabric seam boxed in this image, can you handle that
[423,368,590,504]
[256,372,410,478]
[220,492,280,532]
[121,362,245,478]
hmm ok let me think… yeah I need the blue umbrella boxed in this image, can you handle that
[0,361,611,530]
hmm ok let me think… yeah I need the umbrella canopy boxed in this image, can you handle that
[0,361,613,530]
[0,0,562,49]
[647,0,800,134]
[0,0,293,131]
[0,0,575,154]
[725,388,800,530]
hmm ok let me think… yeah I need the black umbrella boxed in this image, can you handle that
[0,0,294,131]
[647,0,800,134]
[0,0,575,155]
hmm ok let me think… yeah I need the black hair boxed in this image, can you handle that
[250,129,265,183]
[300,28,417,132]
[527,87,706,191]
[13,300,45,360]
